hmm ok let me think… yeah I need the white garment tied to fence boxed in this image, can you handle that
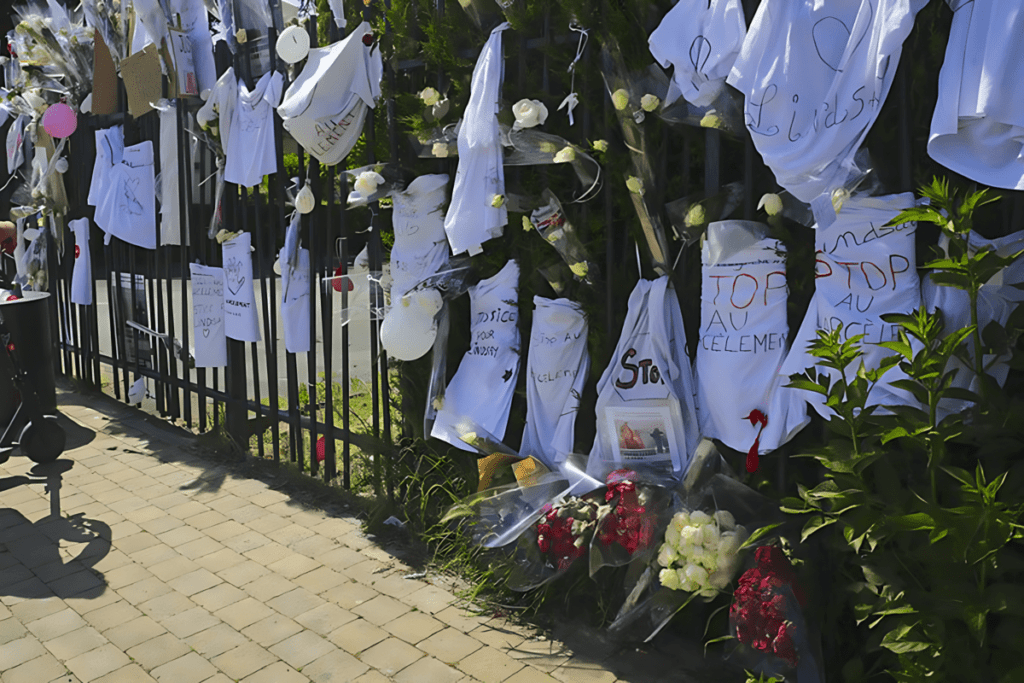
[727,0,927,202]
[389,174,451,299]
[444,23,510,257]
[928,0,1024,190]
[696,221,808,454]
[520,297,590,469]
[588,277,700,483]
[70,218,92,306]
[648,0,747,108]
[93,141,157,250]
[780,193,921,417]
[224,71,283,188]
[222,232,261,342]
[431,260,520,451]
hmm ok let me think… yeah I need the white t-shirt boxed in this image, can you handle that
[520,297,589,469]
[780,194,920,416]
[727,0,927,202]
[928,0,1024,190]
[696,221,808,453]
[88,125,123,209]
[159,102,189,246]
[390,174,450,298]
[277,22,383,166]
[281,247,311,354]
[224,70,283,188]
[94,141,157,249]
[649,0,747,108]
[198,67,238,152]
[70,218,92,306]
[444,23,510,257]
[431,260,520,451]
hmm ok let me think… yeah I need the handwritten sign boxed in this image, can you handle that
[222,232,261,342]
[167,25,199,98]
[696,221,807,453]
[781,194,920,416]
[281,248,311,353]
[190,263,227,367]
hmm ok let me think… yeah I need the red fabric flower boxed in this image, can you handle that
[316,437,326,462]
[743,410,768,474]
[75,244,81,259]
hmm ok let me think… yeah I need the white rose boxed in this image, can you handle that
[626,176,644,195]
[665,524,682,549]
[701,524,719,547]
[758,193,783,217]
[657,544,677,568]
[419,87,441,106]
[592,139,608,153]
[700,551,719,574]
[432,142,449,158]
[679,526,700,546]
[714,510,736,531]
[690,511,712,526]
[553,146,576,164]
[718,531,743,558]
[684,563,709,588]
[676,568,694,593]
[611,89,629,111]
[660,568,682,591]
[354,171,385,198]
[673,510,691,526]
[512,99,548,130]
[685,204,706,227]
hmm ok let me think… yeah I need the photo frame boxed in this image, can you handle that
[602,401,682,470]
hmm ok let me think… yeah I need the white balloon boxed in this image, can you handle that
[276,25,311,64]
[55,158,68,173]
[295,183,315,214]
[380,304,436,360]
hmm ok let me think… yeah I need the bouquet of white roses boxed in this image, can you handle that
[656,508,748,599]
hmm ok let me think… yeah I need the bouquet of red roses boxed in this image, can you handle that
[589,469,675,576]
[729,545,809,674]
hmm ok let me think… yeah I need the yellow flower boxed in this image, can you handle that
[640,94,661,112]
[626,176,644,195]
[685,204,706,227]
[612,89,630,111]
[553,146,576,164]
[758,193,784,217]
[569,262,588,278]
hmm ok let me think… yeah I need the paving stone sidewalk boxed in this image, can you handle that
[2,388,696,683]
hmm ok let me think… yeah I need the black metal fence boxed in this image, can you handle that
[26,0,1024,494]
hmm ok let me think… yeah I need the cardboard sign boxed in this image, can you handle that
[167,24,199,98]
[190,263,227,367]
[121,43,163,118]
[92,33,118,116]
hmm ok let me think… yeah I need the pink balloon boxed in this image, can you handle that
[42,102,77,138]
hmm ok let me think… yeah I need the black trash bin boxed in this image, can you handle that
[0,291,63,463]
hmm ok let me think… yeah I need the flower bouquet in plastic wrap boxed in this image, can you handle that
[525,190,598,285]
[587,469,675,578]
[727,545,823,683]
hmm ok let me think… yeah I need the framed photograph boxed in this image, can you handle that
[603,402,681,469]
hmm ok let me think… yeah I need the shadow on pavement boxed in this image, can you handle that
[54,411,96,451]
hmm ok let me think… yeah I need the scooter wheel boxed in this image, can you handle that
[20,415,66,464]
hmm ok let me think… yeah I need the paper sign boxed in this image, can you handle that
[190,263,227,367]
[92,33,118,116]
[121,43,163,118]
[281,248,311,353]
[222,232,261,342]
[167,25,199,97]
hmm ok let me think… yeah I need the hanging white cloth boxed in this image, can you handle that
[588,277,700,483]
[519,297,589,470]
[389,174,451,299]
[928,0,1024,190]
[431,260,520,451]
[780,194,921,417]
[696,221,808,454]
[443,23,510,257]
[648,0,747,108]
[224,70,283,187]
[277,22,383,166]
[281,247,311,353]
[197,66,238,151]
[94,141,157,250]
[70,218,93,306]
[158,102,188,246]
[727,0,927,202]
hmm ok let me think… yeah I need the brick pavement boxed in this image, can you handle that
[1,390,704,683]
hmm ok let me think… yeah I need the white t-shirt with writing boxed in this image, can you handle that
[928,0,1024,190]
[727,0,927,202]
[520,297,590,469]
[277,22,383,166]
[649,0,747,108]
[94,141,157,249]
[696,221,808,453]
[389,174,450,299]
[224,70,283,188]
[444,23,509,257]
[431,260,520,451]
[780,194,920,416]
